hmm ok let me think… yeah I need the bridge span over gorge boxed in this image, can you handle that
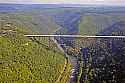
[24,35,125,38]
[24,34,125,83]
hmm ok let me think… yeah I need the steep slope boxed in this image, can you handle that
[52,11,81,34]
[79,21,125,83]
[78,13,125,35]
[0,12,61,34]
[0,27,70,83]
[99,21,125,35]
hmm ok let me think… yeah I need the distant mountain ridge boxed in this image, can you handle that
[0,4,125,13]
[99,21,125,36]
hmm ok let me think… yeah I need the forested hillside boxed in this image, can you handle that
[0,12,60,34]
[78,20,125,83]
[78,13,125,35]
[0,24,71,83]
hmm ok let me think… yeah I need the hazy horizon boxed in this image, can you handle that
[0,0,125,6]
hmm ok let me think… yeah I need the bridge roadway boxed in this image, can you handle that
[24,35,125,38]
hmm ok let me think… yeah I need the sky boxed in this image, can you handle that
[0,0,125,5]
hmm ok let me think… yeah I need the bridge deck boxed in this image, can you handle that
[24,35,125,38]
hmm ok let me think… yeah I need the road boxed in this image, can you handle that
[51,37,79,83]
